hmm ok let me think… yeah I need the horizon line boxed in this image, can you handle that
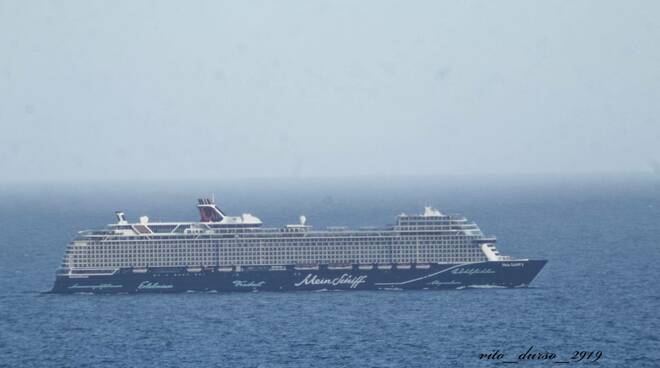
[0,170,657,186]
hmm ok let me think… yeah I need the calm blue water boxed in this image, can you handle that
[1,176,659,367]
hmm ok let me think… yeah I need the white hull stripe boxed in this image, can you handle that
[374,262,480,286]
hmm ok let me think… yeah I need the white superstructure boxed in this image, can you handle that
[58,198,509,274]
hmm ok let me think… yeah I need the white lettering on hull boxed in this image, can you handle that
[502,262,525,267]
[294,273,367,289]
[233,281,266,288]
[451,268,496,275]
[137,281,174,290]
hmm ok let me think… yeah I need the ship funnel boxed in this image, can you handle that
[115,211,127,224]
[197,197,225,222]
[300,215,306,225]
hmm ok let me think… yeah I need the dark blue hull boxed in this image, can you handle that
[50,260,547,294]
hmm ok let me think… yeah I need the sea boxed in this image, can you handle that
[1,174,659,367]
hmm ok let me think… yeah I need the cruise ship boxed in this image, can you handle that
[50,198,547,293]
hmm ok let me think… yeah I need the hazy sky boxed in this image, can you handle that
[1,1,659,182]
